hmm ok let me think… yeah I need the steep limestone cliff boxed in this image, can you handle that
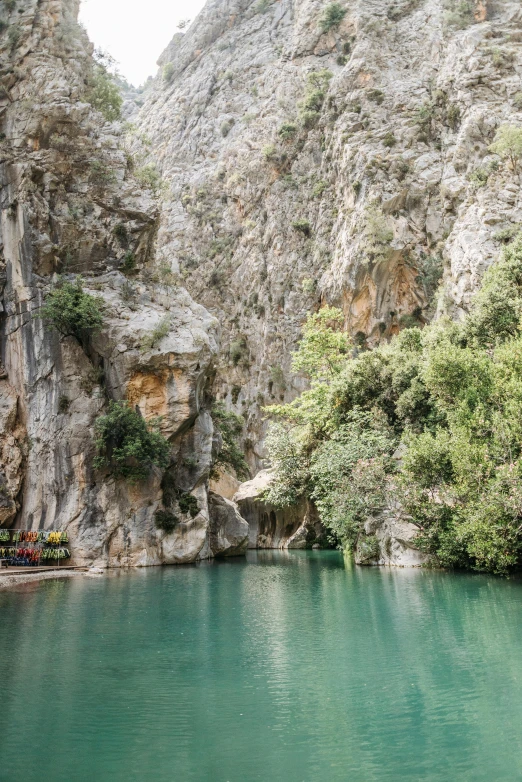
[0,0,243,566]
[2,0,522,565]
[136,0,522,472]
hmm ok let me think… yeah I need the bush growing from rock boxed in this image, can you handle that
[292,219,311,236]
[211,403,249,480]
[88,65,122,122]
[278,122,297,140]
[94,401,170,482]
[489,125,522,174]
[319,3,346,32]
[134,163,162,192]
[220,120,233,137]
[262,144,277,161]
[141,315,171,351]
[163,62,174,84]
[39,277,104,343]
[154,509,178,532]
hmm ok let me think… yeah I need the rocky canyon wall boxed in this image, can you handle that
[2,0,522,565]
[0,0,249,566]
[135,0,522,469]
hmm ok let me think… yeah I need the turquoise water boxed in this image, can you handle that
[2,552,522,781]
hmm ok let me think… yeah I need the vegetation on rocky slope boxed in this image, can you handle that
[94,401,170,482]
[265,236,522,574]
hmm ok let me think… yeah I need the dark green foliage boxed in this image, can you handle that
[212,403,250,480]
[465,234,522,346]
[319,3,346,32]
[88,64,122,121]
[265,235,522,573]
[94,401,170,482]
[160,473,200,517]
[39,277,104,343]
[230,337,247,365]
[383,131,396,147]
[446,103,460,130]
[278,122,297,140]
[58,396,70,413]
[415,253,444,307]
[292,219,311,236]
[178,493,200,517]
[302,89,325,112]
[154,509,179,532]
[113,223,128,245]
[121,251,136,273]
[367,89,384,105]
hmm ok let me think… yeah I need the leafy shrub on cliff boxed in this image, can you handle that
[211,403,249,480]
[443,0,475,28]
[489,125,522,174]
[141,315,171,352]
[154,509,178,532]
[292,218,311,237]
[88,64,122,122]
[94,401,170,482]
[264,235,522,573]
[134,164,162,193]
[319,3,346,32]
[163,63,175,84]
[298,71,332,127]
[39,277,104,343]
[278,122,297,140]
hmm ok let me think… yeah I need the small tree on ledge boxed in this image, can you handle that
[490,125,522,174]
[94,401,170,482]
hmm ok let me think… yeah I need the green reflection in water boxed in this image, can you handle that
[1,550,522,781]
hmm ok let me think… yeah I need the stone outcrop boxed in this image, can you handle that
[234,470,325,549]
[356,514,429,568]
[207,491,249,556]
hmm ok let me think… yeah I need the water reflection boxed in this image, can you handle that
[1,553,522,781]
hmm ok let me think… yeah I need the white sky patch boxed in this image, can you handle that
[79,0,207,87]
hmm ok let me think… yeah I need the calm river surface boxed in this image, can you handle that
[1,551,522,781]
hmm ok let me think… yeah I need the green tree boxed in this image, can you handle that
[319,2,346,32]
[263,235,522,572]
[211,403,250,480]
[489,125,522,173]
[39,277,104,343]
[291,306,350,380]
[94,401,170,482]
[88,64,122,122]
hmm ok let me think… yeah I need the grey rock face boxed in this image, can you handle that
[208,491,249,556]
[234,470,325,549]
[0,0,221,567]
[356,513,429,568]
[136,0,522,472]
